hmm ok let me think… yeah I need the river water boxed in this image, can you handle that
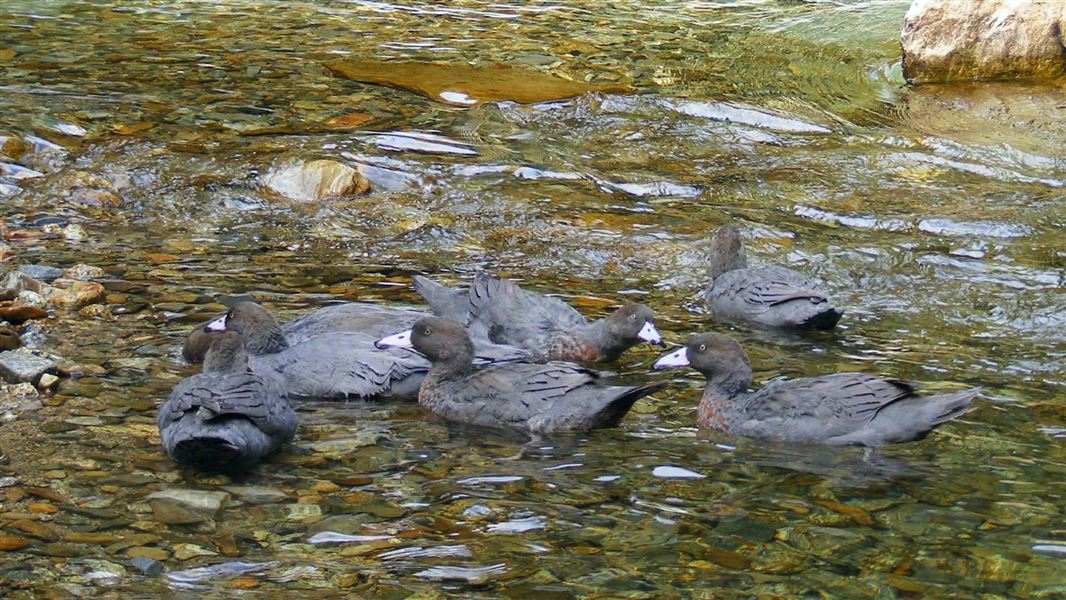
[0,0,1064,597]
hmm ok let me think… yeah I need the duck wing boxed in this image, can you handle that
[427,362,660,434]
[466,274,588,350]
[733,373,914,443]
[251,332,428,400]
[282,303,426,344]
[159,372,295,438]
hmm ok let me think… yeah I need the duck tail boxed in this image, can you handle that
[171,437,250,473]
[925,387,980,425]
[595,381,670,428]
[165,417,273,473]
[412,275,469,323]
[801,307,844,330]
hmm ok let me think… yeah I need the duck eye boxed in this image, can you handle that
[698,344,706,352]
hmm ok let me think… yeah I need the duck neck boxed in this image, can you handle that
[204,348,248,374]
[710,246,747,277]
[424,338,475,385]
[697,367,751,431]
[567,319,621,362]
[244,325,289,355]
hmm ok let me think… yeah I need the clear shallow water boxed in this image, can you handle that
[0,0,1064,597]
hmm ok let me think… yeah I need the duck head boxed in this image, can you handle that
[604,303,663,347]
[377,317,475,375]
[708,225,748,276]
[205,301,289,355]
[653,332,752,395]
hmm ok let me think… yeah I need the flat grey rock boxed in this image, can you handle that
[18,264,64,283]
[129,557,163,577]
[0,350,57,384]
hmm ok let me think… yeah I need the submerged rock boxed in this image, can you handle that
[166,561,278,585]
[173,543,217,560]
[46,280,106,309]
[0,534,31,551]
[63,264,105,281]
[129,556,163,577]
[54,172,124,208]
[13,291,48,310]
[146,489,230,525]
[0,134,28,160]
[0,306,43,326]
[262,159,370,202]
[902,0,1066,83]
[324,59,631,106]
[37,373,59,390]
[222,485,288,505]
[413,563,507,584]
[0,271,44,299]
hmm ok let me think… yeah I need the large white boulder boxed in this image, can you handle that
[262,159,370,202]
[901,0,1066,83]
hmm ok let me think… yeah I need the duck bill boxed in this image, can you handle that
[375,330,413,349]
[653,347,689,370]
[204,315,227,332]
[637,321,664,346]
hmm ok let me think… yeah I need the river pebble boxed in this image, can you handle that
[46,280,106,309]
[173,543,218,560]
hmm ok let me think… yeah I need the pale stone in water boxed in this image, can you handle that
[652,465,706,479]
[285,503,322,522]
[62,224,86,241]
[262,159,370,203]
[0,383,41,419]
[37,373,58,390]
[902,0,1066,83]
[222,485,288,505]
[65,416,103,426]
[15,290,47,309]
[1,271,45,295]
[63,264,105,281]
[173,543,218,560]
[83,559,128,581]
[146,489,230,525]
